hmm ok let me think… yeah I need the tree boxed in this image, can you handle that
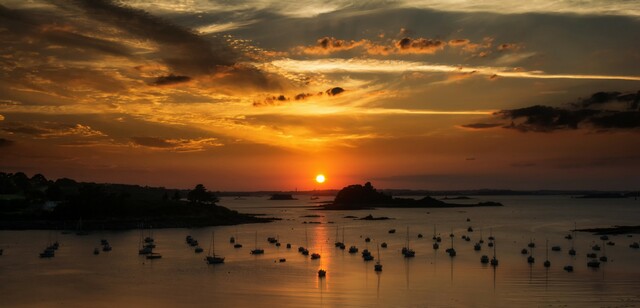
[187,184,218,204]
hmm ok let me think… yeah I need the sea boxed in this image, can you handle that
[0,195,639,307]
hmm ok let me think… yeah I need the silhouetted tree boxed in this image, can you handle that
[46,183,63,201]
[187,184,218,204]
[172,190,181,201]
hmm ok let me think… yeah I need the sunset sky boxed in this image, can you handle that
[1,0,639,191]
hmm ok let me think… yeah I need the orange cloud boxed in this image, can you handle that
[395,37,447,54]
[296,37,368,55]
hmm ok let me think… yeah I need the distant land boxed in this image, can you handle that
[0,172,274,230]
[320,182,503,210]
[2,171,639,230]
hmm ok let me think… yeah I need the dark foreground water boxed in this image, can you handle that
[1,195,639,307]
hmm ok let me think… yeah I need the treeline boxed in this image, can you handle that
[0,172,267,229]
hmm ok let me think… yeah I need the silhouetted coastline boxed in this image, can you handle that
[0,172,275,230]
[320,182,503,210]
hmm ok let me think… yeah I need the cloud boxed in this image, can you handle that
[69,0,237,76]
[1,122,106,138]
[131,136,223,151]
[296,37,368,55]
[465,90,640,132]
[131,136,173,148]
[326,87,345,96]
[0,138,15,147]
[460,123,502,129]
[394,37,447,54]
[152,74,192,86]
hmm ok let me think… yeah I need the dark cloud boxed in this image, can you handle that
[0,4,132,58]
[466,91,640,132]
[575,91,640,109]
[461,123,502,129]
[131,137,173,148]
[0,138,15,147]
[152,74,192,86]
[1,122,105,138]
[395,37,446,54]
[69,0,237,76]
[326,87,345,96]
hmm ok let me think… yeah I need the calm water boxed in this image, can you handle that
[1,196,639,307]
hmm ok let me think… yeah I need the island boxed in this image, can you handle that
[0,172,274,230]
[269,194,297,200]
[321,182,502,210]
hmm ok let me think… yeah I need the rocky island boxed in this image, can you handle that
[321,182,502,210]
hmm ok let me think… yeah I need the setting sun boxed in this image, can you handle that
[315,174,326,184]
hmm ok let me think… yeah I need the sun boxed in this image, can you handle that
[315,174,326,184]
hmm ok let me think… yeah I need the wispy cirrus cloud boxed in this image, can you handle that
[267,58,640,81]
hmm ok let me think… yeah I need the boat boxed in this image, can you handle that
[365,237,371,242]
[195,246,204,253]
[606,241,615,246]
[528,239,535,248]
[402,227,415,258]
[543,239,550,268]
[433,242,439,249]
[521,248,528,254]
[599,240,608,262]
[587,253,597,258]
[527,247,535,263]
[362,249,374,261]
[474,243,481,251]
[592,244,601,251]
[102,244,112,252]
[0,248,3,256]
[374,244,383,272]
[467,226,473,232]
[279,258,286,262]
[146,252,162,260]
[93,248,100,255]
[490,239,498,266]
[488,228,495,241]
[388,229,396,234]
[334,226,343,247]
[552,245,561,251]
[600,235,609,241]
[230,236,235,244]
[381,242,387,248]
[587,259,600,268]
[40,247,55,258]
[250,231,264,255]
[286,243,291,249]
[417,233,423,238]
[318,269,326,277]
[630,242,639,249]
[233,231,242,248]
[569,222,577,256]
[205,231,225,264]
[480,255,489,263]
[348,246,358,254]
[311,253,321,259]
[564,265,574,272]
[447,235,456,257]
[432,225,437,240]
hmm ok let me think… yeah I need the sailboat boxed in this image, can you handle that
[402,227,415,257]
[446,232,456,257]
[543,239,551,267]
[599,240,608,262]
[233,229,243,248]
[569,223,577,256]
[206,231,225,264]
[490,239,499,266]
[138,224,152,255]
[334,225,343,247]
[250,231,264,255]
[374,243,383,271]
[527,246,535,263]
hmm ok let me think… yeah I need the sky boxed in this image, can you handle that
[1,0,639,191]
